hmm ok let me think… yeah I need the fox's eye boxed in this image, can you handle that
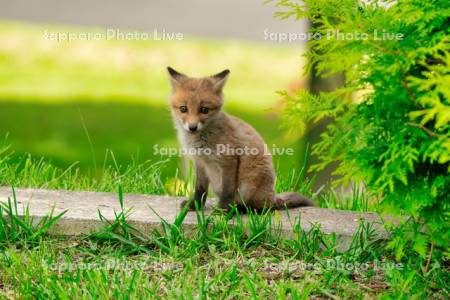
[179,106,188,113]
[199,107,209,114]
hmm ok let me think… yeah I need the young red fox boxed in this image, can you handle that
[167,67,314,211]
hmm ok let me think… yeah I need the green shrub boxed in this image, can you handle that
[274,0,449,258]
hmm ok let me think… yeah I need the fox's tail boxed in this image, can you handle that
[273,192,315,209]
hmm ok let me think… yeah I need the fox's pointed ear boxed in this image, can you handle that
[167,66,186,88]
[211,69,230,93]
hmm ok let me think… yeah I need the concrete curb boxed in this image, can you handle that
[0,187,388,249]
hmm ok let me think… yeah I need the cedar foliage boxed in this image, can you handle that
[275,0,449,258]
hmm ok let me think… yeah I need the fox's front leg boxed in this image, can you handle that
[181,165,209,210]
[218,157,238,212]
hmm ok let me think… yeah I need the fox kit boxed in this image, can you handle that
[167,67,314,211]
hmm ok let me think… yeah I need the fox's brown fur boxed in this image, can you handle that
[167,67,314,211]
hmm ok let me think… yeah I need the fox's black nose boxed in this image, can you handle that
[188,124,198,132]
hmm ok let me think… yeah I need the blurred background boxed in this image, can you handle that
[0,0,311,183]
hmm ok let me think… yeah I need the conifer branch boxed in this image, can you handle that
[405,122,441,138]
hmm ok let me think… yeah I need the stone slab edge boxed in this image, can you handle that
[0,187,389,248]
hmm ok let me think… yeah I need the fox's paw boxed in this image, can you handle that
[217,200,236,214]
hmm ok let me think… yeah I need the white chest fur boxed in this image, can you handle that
[176,128,223,196]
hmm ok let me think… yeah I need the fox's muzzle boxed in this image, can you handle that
[183,122,203,133]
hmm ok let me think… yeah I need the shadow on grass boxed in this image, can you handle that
[0,98,303,180]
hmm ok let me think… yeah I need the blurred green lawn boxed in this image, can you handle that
[0,21,307,181]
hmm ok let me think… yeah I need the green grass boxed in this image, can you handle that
[0,100,305,182]
[0,182,447,299]
[0,21,308,181]
[0,144,380,212]
[0,188,66,245]
[0,21,305,109]
[0,146,448,298]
